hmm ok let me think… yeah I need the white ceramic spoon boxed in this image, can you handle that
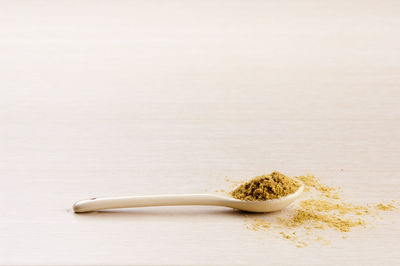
[73,184,303,213]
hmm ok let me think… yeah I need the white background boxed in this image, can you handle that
[1,0,399,265]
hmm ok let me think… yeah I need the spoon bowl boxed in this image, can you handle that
[73,183,304,213]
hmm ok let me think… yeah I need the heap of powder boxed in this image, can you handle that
[231,171,301,201]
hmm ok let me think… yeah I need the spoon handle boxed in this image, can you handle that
[73,194,226,213]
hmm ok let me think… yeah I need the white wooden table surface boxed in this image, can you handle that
[1,0,400,265]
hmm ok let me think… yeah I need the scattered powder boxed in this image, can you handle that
[231,171,301,201]
[280,232,291,239]
[225,177,246,188]
[296,174,340,199]
[246,218,271,231]
[284,209,365,232]
[316,236,331,246]
[375,203,396,211]
[299,199,370,215]
[279,232,308,248]
[229,172,398,247]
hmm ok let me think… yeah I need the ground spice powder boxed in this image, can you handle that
[231,171,301,201]
[226,172,398,247]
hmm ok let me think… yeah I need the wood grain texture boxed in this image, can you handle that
[1,0,399,265]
